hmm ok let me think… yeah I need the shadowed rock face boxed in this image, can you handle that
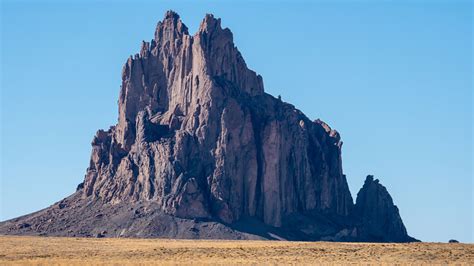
[0,11,416,242]
[354,176,415,242]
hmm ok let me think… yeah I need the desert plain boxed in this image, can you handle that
[0,235,472,265]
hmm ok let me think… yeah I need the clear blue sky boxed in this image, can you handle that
[1,0,472,242]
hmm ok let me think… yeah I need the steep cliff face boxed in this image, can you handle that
[0,11,416,242]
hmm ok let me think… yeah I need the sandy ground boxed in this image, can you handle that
[0,235,472,265]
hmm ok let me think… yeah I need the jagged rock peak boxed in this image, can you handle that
[364,174,377,184]
[115,11,266,151]
[154,11,230,41]
[359,175,391,195]
[154,10,189,41]
[199,13,224,33]
[164,10,180,20]
[355,175,415,242]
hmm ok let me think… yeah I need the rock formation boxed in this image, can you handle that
[353,175,414,242]
[0,11,417,242]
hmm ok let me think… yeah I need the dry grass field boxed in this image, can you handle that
[0,235,472,265]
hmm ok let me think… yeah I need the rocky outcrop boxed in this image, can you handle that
[81,10,352,227]
[0,11,416,242]
[353,175,416,242]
